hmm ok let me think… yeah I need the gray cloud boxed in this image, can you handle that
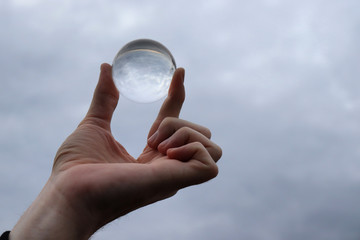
[1,0,360,239]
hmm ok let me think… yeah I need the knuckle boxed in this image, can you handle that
[214,145,223,161]
[191,141,203,149]
[177,126,193,135]
[208,163,219,179]
[160,116,177,128]
[157,117,177,136]
[187,141,219,179]
[207,144,222,163]
[202,127,212,139]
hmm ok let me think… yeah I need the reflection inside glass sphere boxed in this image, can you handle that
[112,39,176,103]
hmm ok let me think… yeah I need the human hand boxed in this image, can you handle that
[10,63,222,240]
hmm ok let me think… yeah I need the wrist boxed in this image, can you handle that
[10,178,96,240]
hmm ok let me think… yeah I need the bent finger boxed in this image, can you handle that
[166,142,219,182]
[157,127,222,162]
[147,117,212,148]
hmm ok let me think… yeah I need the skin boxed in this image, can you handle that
[10,63,222,240]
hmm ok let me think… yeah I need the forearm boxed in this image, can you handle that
[10,180,94,240]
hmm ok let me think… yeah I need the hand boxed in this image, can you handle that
[10,63,222,240]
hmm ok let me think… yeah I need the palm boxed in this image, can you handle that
[51,119,176,227]
[53,122,163,170]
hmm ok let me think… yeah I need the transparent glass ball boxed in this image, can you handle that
[112,39,176,103]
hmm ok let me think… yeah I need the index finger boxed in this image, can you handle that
[148,68,185,137]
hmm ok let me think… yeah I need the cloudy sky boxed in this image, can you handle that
[1,0,360,239]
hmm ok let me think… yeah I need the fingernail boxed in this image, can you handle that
[100,63,105,71]
[148,131,158,144]
[178,68,185,83]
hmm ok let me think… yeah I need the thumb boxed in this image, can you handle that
[83,63,119,129]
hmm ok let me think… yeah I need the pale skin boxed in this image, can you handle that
[10,63,222,240]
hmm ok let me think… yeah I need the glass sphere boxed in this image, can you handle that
[112,39,176,103]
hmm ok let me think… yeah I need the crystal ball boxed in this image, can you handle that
[112,39,176,103]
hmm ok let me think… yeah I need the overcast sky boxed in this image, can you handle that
[1,0,360,239]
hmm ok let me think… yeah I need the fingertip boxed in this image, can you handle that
[101,63,112,71]
[98,63,118,94]
[168,68,185,101]
[147,131,159,148]
[100,63,113,80]
[176,67,185,82]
